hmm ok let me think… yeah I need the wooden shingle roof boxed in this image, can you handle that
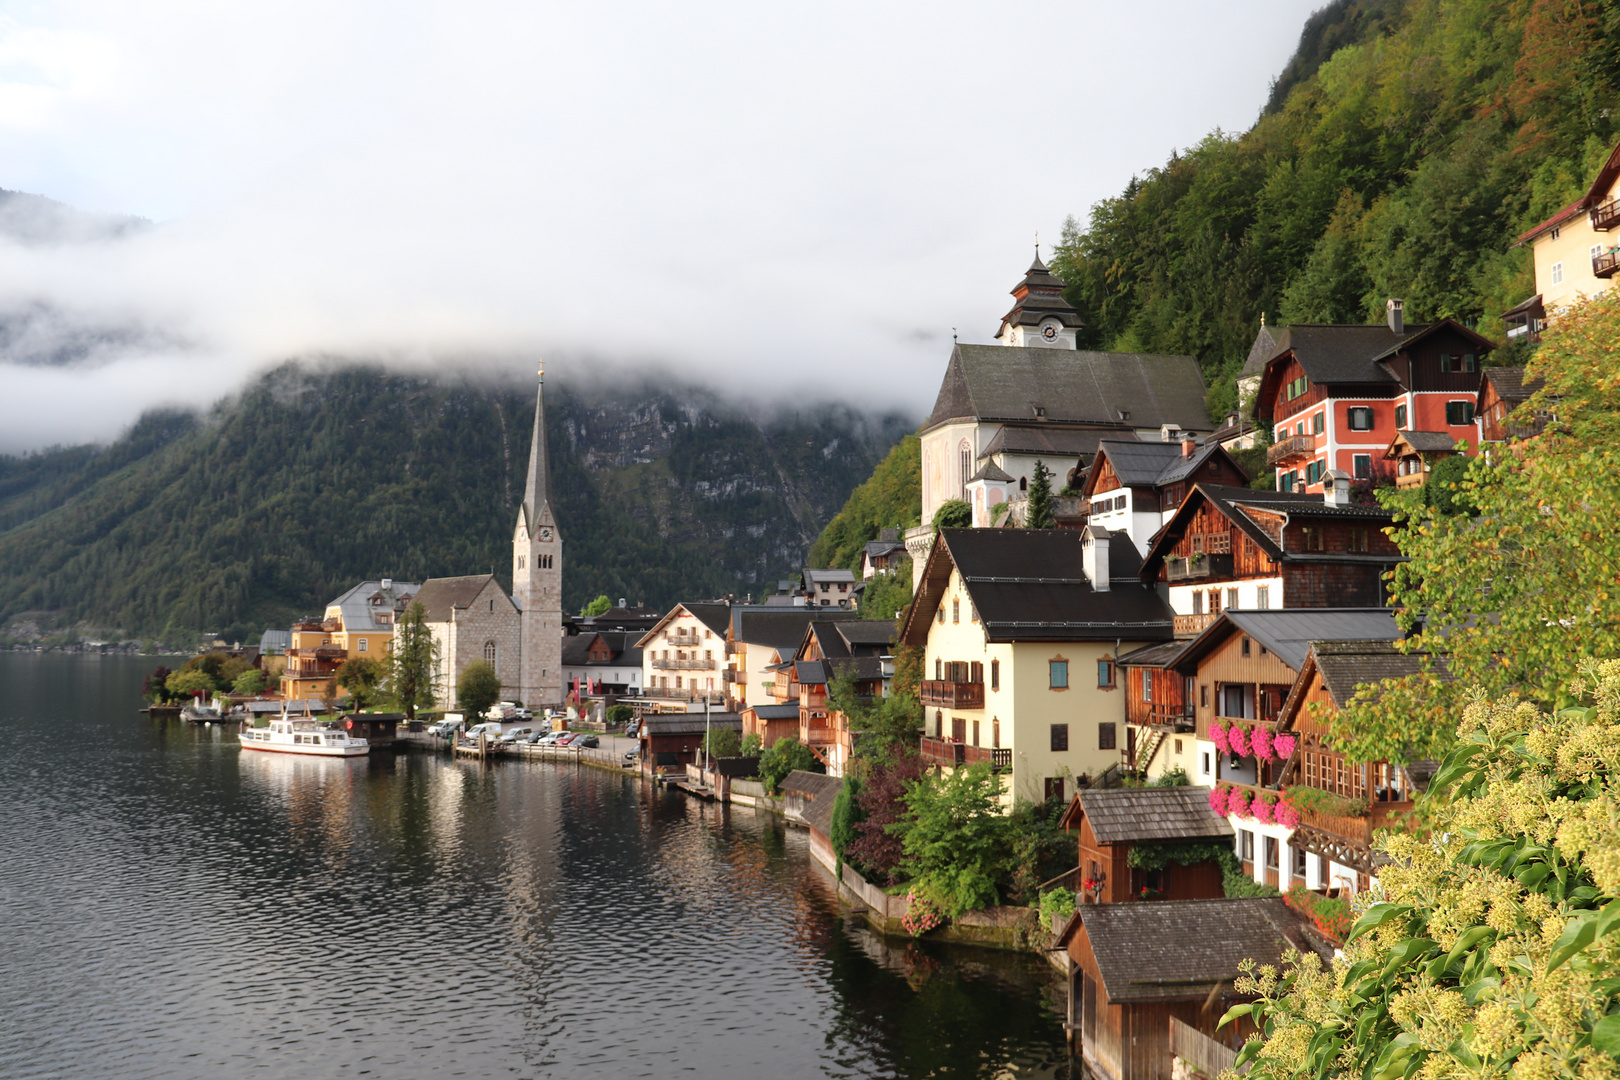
[1072,786,1234,843]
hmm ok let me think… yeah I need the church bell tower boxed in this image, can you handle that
[513,360,563,710]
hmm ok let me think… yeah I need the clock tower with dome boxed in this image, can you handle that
[994,251,1084,349]
[513,361,563,710]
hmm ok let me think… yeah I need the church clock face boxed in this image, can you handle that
[1040,321,1060,342]
[539,527,553,542]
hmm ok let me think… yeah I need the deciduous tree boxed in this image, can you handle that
[456,660,502,722]
[387,601,439,721]
[336,656,386,709]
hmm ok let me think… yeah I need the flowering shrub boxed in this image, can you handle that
[1210,720,1230,754]
[900,891,942,936]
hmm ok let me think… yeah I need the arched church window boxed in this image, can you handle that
[484,641,497,663]
[959,441,971,499]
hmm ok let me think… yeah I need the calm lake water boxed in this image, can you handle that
[0,653,1070,1080]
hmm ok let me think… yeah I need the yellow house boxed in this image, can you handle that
[277,578,420,701]
[899,526,1176,807]
[1509,139,1620,337]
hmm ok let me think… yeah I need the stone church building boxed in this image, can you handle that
[420,362,564,712]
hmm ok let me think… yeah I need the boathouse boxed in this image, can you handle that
[1058,786,1231,904]
[781,770,842,872]
[639,712,741,775]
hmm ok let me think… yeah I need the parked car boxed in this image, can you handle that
[464,722,504,741]
[535,731,568,746]
[497,727,534,744]
[427,719,464,738]
[523,730,548,744]
[623,721,640,738]
[574,735,600,749]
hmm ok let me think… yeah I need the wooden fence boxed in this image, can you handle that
[1169,1017,1240,1078]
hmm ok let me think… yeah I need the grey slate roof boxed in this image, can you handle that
[1310,640,1450,707]
[1078,787,1234,844]
[1073,899,1327,1004]
[1093,439,1227,489]
[414,574,503,623]
[560,631,641,667]
[327,579,422,633]
[917,528,1174,643]
[1238,323,1279,379]
[1177,609,1400,673]
[748,704,801,720]
[969,460,1015,483]
[641,713,742,736]
[1479,366,1541,404]
[1266,324,1417,385]
[828,620,898,648]
[259,629,291,654]
[980,425,1131,460]
[923,343,1208,434]
[683,602,732,638]
[1115,640,1192,668]
[781,770,843,835]
[735,609,854,650]
[997,255,1085,331]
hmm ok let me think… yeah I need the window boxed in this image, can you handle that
[1256,585,1270,609]
[1227,588,1239,610]
[1044,777,1065,803]
[484,641,497,663]
[1098,723,1117,750]
[1200,684,1209,708]
[1174,738,1183,755]
[1202,751,1211,775]
[970,601,978,624]
[1019,476,1028,492]
[1395,403,1408,429]
[1311,412,1325,435]
[1096,660,1113,688]
[1440,353,1452,373]
[1302,525,1325,552]
[1347,407,1374,431]
[1551,261,1564,286]
[1464,353,1477,373]
[1265,836,1280,871]
[1050,724,1069,751]
[357,638,368,652]
[517,556,525,570]
[1292,844,1308,879]
[1049,660,1069,689]
[1296,421,1306,437]
[972,720,980,746]
[1279,471,1294,493]
[1208,589,1222,614]
[1446,401,1475,426]
[1241,636,1251,658]
[1192,591,1204,615]
[935,658,942,680]
[990,659,1000,691]
[1552,225,1562,240]
[1349,527,1369,553]
[1142,673,1153,703]
[952,598,959,624]
[1286,375,1308,400]
[1239,830,1254,862]
[959,442,971,498]
[937,605,944,624]
[1353,453,1371,479]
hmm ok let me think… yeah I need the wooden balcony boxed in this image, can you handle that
[919,736,1009,771]
[919,680,985,708]
[1266,434,1316,465]
[1131,703,1195,731]
[1592,198,1620,232]
[1395,471,1425,490]
[1595,250,1620,279]
[1166,552,1233,582]
[1173,613,1216,638]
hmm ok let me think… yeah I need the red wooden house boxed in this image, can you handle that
[1058,786,1231,904]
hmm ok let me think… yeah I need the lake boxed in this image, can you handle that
[0,653,1072,1079]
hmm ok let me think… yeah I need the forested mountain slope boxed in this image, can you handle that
[0,364,911,644]
[1053,0,1620,419]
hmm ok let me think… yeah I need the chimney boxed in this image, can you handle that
[381,578,393,590]
[1181,437,1197,458]
[1324,469,1352,507]
[1386,298,1404,336]
[1083,526,1111,592]
[618,598,627,608]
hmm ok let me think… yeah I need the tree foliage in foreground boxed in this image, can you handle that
[1331,292,1620,765]
[1229,661,1620,1080]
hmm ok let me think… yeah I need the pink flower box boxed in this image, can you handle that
[1227,725,1251,757]
[1272,733,1297,758]
[1251,725,1273,760]
[1209,721,1229,755]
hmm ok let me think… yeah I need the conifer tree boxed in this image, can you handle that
[1026,459,1055,529]
[387,601,440,720]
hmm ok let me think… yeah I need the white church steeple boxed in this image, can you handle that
[513,360,563,709]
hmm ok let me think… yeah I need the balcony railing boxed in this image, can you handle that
[1592,198,1620,232]
[1166,552,1234,582]
[289,646,345,658]
[645,688,724,704]
[1266,434,1317,465]
[919,680,985,709]
[919,736,1010,772]
[651,658,715,670]
[1594,250,1620,279]
[1132,703,1195,730]
[1174,613,1217,638]
[1395,471,1425,490]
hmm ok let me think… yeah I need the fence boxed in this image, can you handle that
[1169,1018,1240,1078]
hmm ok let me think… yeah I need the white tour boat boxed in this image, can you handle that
[238,713,370,757]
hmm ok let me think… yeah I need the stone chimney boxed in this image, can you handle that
[1083,526,1111,592]
[1386,297,1404,336]
[1181,437,1197,458]
[381,578,393,590]
[1324,469,1353,507]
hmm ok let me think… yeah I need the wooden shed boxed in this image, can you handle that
[781,770,842,871]
[639,712,742,774]
[1059,787,1232,904]
[1058,898,1328,1080]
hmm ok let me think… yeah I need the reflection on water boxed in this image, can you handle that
[0,654,1069,1079]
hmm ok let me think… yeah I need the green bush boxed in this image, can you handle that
[606,703,634,727]
[757,737,818,793]
[830,773,864,866]
[1038,886,1077,931]
[701,728,742,759]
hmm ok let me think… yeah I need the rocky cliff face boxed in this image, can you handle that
[0,362,913,644]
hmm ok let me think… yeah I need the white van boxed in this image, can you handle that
[465,722,505,741]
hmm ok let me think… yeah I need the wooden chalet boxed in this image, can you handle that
[1274,640,1444,892]
[788,619,893,776]
[1116,640,1195,773]
[638,712,742,775]
[1476,366,1549,444]
[1058,898,1328,1080]
[1383,429,1461,490]
[1058,787,1231,904]
[740,703,800,748]
[1140,483,1400,640]
[1082,437,1249,556]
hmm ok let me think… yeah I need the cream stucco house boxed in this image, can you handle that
[899,526,1175,807]
[1507,139,1620,338]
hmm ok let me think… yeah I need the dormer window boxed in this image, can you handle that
[1032,405,1046,418]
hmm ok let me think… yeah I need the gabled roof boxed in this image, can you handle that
[980,425,1132,460]
[414,574,505,623]
[632,601,732,648]
[804,567,858,586]
[1387,429,1460,457]
[1172,609,1399,674]
[325,579,422,633]
[1308,639,1449,708]
[863,537,908,560]
[1256,321,1499,411]
[1477,366,1541,406]
[1141,484,1395,573]
[641,713,742,736]
[1087,438,1242,494]
[1238,322,1279,379]
[746,704,801,720]
[901,527,1174,646]
[560,631,641,666]
[1518,198,1587,245]
[968,460,1015,483]
[733,608,854,651]
[801,619,894,661]
[923,343,1209,434]
[1061,786,1234,843]
[1059,899,1327,1004]
[1115,640,1192,668]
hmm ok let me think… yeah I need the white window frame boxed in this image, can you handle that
[1550,261,1564,286]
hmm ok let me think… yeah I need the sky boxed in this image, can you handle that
[0,0,1327,452]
